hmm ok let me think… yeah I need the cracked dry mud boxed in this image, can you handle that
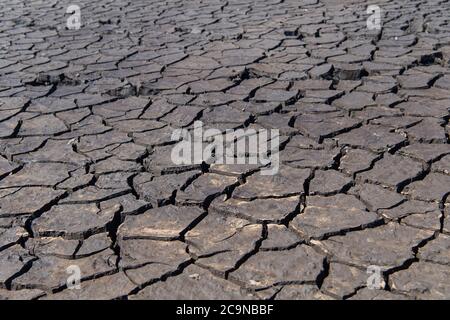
[0,0,449,300]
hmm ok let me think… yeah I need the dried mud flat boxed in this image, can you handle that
[0,0,450,300]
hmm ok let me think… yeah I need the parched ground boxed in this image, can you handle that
[0,0,450,300]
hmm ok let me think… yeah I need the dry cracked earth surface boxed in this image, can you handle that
[0,0,450,300]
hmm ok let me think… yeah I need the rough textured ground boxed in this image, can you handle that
[0,0,450,300]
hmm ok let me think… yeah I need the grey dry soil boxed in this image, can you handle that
[0,0,450,300]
